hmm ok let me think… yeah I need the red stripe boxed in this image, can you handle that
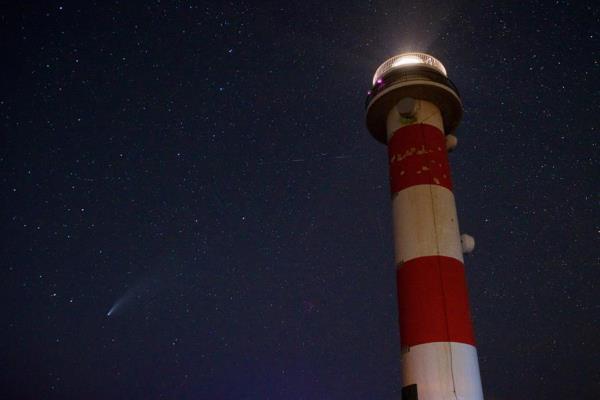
[388,124,452,193]
[397,256,475,347]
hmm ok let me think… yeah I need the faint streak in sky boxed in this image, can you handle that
[106,277,160,318]
[258,153,361,165]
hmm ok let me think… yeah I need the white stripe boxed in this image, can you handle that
[402,342,483,400]
[392,184,463,264]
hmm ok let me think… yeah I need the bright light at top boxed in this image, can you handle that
[392,55,423,67]
[372,52,448,85]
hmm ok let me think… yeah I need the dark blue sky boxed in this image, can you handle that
[1,1,598,399]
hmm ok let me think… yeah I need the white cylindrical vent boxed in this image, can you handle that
[446,134,458,151]
[396,97,417,117]
[460,234,475,253]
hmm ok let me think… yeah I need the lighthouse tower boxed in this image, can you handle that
[365,53,484,399]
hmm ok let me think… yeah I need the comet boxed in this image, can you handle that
[106,276,159,318]
[106,291,133,317]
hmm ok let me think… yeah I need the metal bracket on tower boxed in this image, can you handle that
[446,134,458,152]
[460,234,475,253]
[396,97,417,118]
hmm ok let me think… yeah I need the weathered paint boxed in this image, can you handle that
[388,124,452,193]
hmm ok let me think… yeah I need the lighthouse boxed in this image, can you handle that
[365,53,484,399]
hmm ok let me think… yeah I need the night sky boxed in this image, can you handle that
[1,1,598,399]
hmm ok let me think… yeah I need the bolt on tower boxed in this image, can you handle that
[365,53,483,399]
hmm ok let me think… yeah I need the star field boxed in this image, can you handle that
[1,1,598,399]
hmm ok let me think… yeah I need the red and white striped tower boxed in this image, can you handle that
[365,53,483,400]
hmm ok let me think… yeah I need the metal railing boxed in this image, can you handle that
[365,67,460,109]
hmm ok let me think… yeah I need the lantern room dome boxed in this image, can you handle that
[372,52,448,85]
